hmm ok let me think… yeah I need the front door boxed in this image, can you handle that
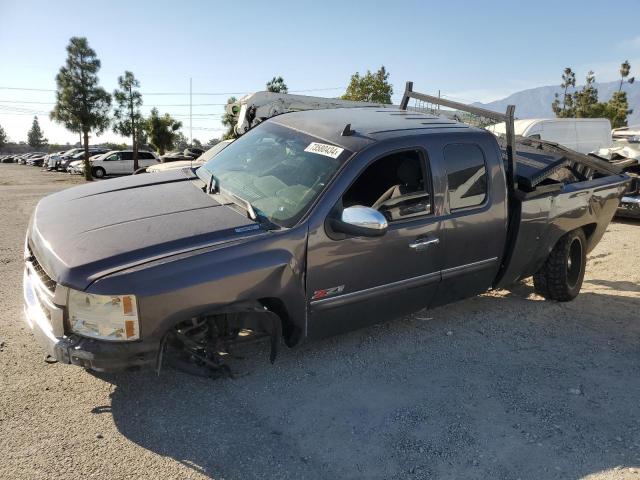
[305,147,444,339]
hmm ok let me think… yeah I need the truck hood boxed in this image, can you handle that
[28,169,260,290]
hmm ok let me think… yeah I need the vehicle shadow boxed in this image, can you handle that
[584,278,640,292]
[95,286,640,480]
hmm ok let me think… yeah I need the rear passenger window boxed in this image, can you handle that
[444,144,487,210]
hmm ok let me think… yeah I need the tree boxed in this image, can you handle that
[51,37,111,181]
[266,76,288,93]
[0,124,7,149]
[607,91,630,128]
[207,138,220,147]
[341,66,393,103]
[192,138,203,148]
[619,60,634,91]
[175,131,189,150]
[146,108,182,155]
[573,71,599,118]
[551,65,632,128]
[221,96,239,140]
[113,71,143,170]
[552,67,576,117]
[27,116,48,148]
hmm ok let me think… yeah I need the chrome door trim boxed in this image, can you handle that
[310,270,441,311]
[441,257,498,280]
[310,256,498,311]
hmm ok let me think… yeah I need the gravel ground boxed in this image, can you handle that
[0,163,639,480]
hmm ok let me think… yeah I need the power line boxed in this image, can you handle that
[0,86,56,92]
[0,86,346,95]
[0,99,228,106]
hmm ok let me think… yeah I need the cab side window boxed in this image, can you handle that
[104,153,120,161]
[443,144,487,210]
[342,150,432,222]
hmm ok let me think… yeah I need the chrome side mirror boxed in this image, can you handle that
[331,206,388,237]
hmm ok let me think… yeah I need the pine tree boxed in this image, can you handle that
[552,67,576,118]
[113,71,144,170]
[573,71,599,118]
[619,60,634,91]
[27,116,47,148]
[50,37,111,181]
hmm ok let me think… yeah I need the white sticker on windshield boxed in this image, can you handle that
[304,142,344,159]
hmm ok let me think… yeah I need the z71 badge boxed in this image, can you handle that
[311,285,345,300]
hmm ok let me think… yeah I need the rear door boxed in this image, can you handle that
[431,134,508,307]
[305,141,445,338]
[119,151,134,174]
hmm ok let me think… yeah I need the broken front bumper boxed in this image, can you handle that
[23,266,158,372]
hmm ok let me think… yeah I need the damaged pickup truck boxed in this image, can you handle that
[22,82,629,376]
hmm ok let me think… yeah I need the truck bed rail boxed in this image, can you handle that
[400,81,518,192]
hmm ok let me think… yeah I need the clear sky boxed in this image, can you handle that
[1,0,639,145]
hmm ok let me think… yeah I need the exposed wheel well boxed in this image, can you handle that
[259,297,301,347]
[582,223,597,242]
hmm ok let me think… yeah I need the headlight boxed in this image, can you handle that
[68,290,140,341]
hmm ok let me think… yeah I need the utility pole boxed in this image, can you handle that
[189,77,193,147]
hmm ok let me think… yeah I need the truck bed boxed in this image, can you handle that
[495,138,630,288]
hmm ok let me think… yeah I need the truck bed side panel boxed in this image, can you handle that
[495,175,628,288]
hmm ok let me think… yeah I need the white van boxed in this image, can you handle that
[91,150,159,177]
[488,118,612,154]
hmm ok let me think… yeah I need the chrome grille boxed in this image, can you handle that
[27,246,56,292]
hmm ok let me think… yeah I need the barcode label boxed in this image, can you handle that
[304,142,344,159]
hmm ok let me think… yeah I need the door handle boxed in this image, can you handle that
[409,237,439,251]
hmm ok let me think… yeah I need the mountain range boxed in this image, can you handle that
[474,80,639,126]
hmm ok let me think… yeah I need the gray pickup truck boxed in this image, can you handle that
[22,83,629,375]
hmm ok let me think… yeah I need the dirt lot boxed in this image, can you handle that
[0,163,639,480]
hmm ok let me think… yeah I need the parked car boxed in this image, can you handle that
[489,118,612,154]
[81,150,160,177]
[19,153,46,166]
[21,84,629,374]
[146,140,232,173]
[595,144,640,218]
[612,124,640,145]
[67,153,108,175]
[58,148,110,171]
[27,154,47,167]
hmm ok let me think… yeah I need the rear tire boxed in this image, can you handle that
[92,167,106,178]
[533,229,587,302]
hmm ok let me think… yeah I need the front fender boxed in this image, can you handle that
[88,225,308,345]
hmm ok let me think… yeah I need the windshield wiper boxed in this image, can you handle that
[219,188,257,221]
